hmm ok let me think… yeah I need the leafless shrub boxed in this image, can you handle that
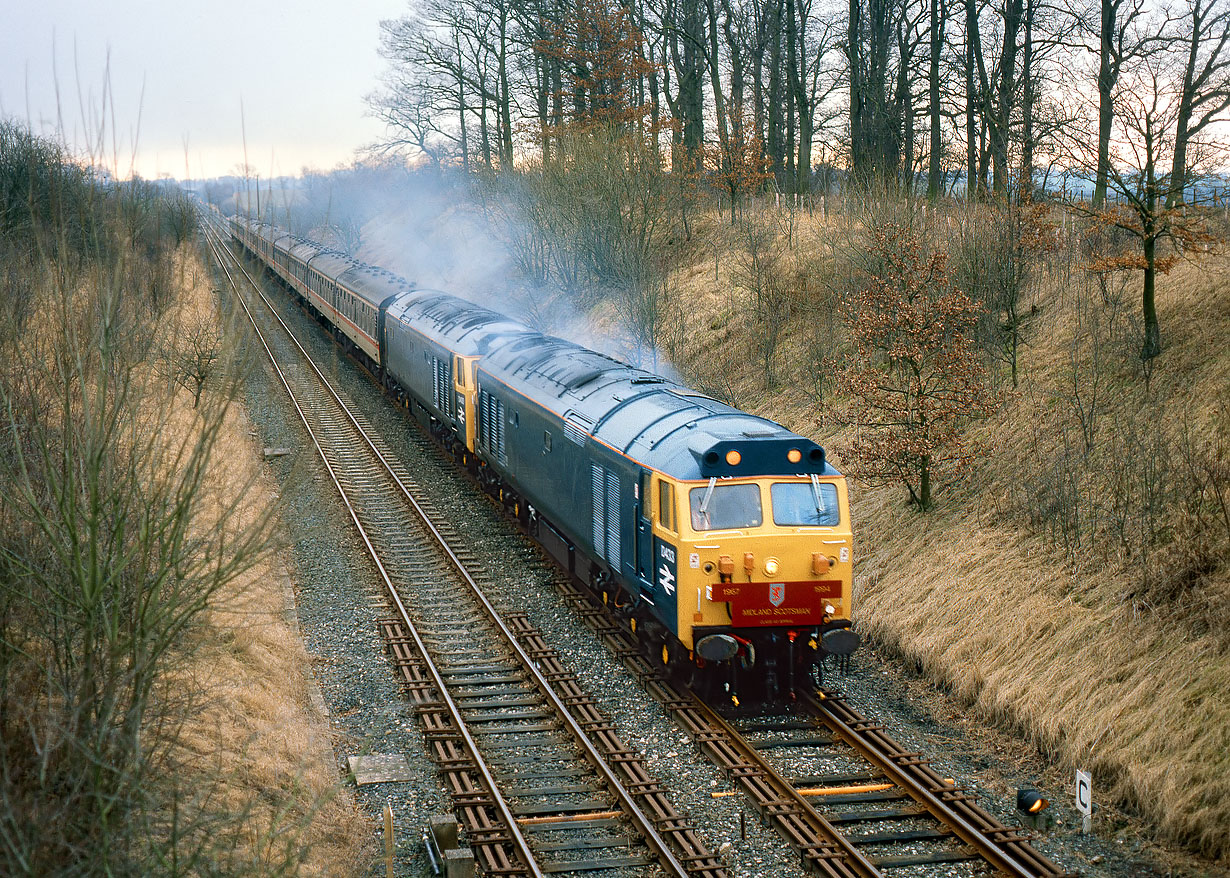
[0,125,312,876]
[732,219,792,388]
[161,306,224,408]
[951,200,1053,388]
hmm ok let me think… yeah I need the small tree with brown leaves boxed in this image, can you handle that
[837,223,998,510]
[535,0,656,138]
[705,104,771,224]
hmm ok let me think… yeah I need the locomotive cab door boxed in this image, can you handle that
[635,471,653,589]
[453,355,477,452]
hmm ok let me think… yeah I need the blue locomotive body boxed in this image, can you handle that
[229,216,858,703]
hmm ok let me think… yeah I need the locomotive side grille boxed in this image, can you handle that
[446,360,454,419]
[478,390,491,451]
[495,398,505,463]
[591,465,605,558]
[477,389,506,464]
[605,470,621,568]
[432,357,452,416]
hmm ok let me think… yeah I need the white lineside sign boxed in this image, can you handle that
[1075,769,1092,834]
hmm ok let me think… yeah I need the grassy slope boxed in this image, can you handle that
[171,247,370,874]
[663,206,1230,861]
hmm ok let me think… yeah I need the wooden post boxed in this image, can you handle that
[383,802,395,878]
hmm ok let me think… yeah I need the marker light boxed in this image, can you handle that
[787,448,803,463]
[824,604,836,615]
[1016,788,1050,814]
[725,449,742,466]
[764,557,780,576]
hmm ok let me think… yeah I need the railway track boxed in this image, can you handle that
[548,573,1071,878]
[203,217,1069,878]
[203,223,726,878]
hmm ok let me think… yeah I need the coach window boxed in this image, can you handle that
[658,480,677,533]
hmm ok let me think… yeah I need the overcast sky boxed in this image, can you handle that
[1,0,408,180]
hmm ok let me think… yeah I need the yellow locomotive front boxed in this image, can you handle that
[646,441,857,705]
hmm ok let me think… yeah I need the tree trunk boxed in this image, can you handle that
[497,6,514,170]
[897,17,914,189]
[992,0,1022,195]
[927,0,944,198]
[849,0,865,178]
[768,0,785,184]
[535,18,551,162]
[1095,0,1116,207]
[790,0,815,195]
[479,84,492,170]
[1142,234,1161,360]
[965,0,978,198]
[674,0,706,171]
[705,0,733,161]
[1168,0,1204,207]
[456,38,470,174]
[1020,0,1035,196]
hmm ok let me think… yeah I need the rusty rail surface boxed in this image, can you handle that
[205,223,726,878]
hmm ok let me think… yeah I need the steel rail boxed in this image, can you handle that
[802,689,1067,878]
[203,226,545,878]
[682,694,881,878]
[206,223,697,878]
[542,565,1070,878]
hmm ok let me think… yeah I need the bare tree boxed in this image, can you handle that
[1079,0,1149,206]
[836,221,997,509]
[162,309,223,408]
[1167,0,1230,206]
[733,218,792,386]
[1065,45,1223,362]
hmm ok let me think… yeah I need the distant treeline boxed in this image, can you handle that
[369,0,1228,206]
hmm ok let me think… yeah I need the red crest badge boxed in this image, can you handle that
[769,583,785,607]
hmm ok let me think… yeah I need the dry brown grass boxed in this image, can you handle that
[163,246,370,875]
[660,201,1230,861]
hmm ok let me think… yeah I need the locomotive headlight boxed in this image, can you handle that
[787,448,802,464]
[824,604,836,615]
[763,557,780,576]
[725,449,742,466]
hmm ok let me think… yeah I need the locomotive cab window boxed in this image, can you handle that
[658,480,677,532]
[771,481,840,527]
[689,482,761,532]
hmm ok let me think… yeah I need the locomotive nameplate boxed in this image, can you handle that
[708,580,841,601]
[708,580,842,626]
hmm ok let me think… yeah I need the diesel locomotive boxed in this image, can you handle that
[229,216,859,703]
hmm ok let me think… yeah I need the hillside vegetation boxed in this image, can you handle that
[0,122,365,876]
[652,196,1230,860]
[236,150,1228,861]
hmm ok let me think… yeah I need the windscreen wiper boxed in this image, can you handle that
[810,473,827,515]
[698,477,717,516]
